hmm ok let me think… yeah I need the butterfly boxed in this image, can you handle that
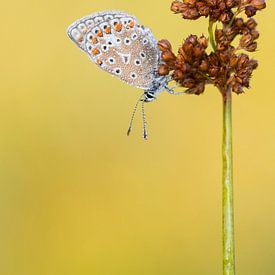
[67,10,179,139]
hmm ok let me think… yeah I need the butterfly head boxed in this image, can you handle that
[143,75,169,102]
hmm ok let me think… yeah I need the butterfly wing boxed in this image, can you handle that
[67,11,130,50]
[67,11,160,90]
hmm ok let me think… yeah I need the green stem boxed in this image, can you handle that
[208,20,216,51]
[222,87,235,275]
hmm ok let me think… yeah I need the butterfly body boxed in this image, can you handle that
[67,10,169,101]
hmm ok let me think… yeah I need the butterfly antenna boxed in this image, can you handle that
[141,100,148,140]
[127,94,143,136]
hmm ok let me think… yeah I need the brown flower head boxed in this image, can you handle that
[171,0,266,22]
[159,0,266,95]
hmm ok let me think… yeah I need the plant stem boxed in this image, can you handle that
[208,20,216,51]
[222,87,235,275]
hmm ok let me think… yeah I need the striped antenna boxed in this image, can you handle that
[141,100,148,140]
[127,94,144,137]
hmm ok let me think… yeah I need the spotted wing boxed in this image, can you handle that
[67,11,160,90]
[67,11,130,50]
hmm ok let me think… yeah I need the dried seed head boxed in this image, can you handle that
[245,41,258,52]
[240,33,254,48]
[158,39,172,51]
[159,0,265,95]
[245,6,257,17]
[235,18,245,28]
[171,1,184,13]
[251,0,266,10]
[158,64,170,76]
[161,51,176,61]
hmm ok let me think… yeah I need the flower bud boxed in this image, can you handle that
[215,29,223,41]
[245,6,257,17]
[173,69,185,80]
[158,39,172,51]
[171,1,184,13]
[182,8,200,19]
[209,66,220,77]
[182,63,191,73]
[235,18,244,28]
[192,82,206,95]
[193,45,205,58]
[240,33,253,48]
[197,5,210,16]
[245,41,257,52]
[187,35,198,45]
[185,0,196,6]
[226,0,236,8]
[250,29,259,39]
[229,55,239,67]
[233,83,243,94]
[182,42,194,55]
[238,54,249,67]
[220,11,233,23]
[206,0,217,7]
[251,0,266,10]
[248,59,258,69]
[246,18,258,29]
[198,35,208,48]
[199,60,209,72]
[158,64,170,76]
[161,51,176,61]
[183,78,196,88]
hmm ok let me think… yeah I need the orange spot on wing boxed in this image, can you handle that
[105,26,111,34]
[96,59,102,66]
[92,48,100,56]
[115,23,122,32]
[97,30,103,37]
[92,37,98,44]
[77,36,84,43]
[129,20,135,28]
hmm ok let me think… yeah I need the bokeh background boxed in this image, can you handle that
[1,1,274,274]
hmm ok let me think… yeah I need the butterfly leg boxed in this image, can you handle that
[127,93,146,139]
[165,85,185,96]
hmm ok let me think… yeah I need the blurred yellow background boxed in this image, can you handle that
[0,1,274,274]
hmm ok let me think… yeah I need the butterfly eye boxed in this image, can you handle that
[124,38,131,45]
[131,33,138,40]
[130,73,137,79]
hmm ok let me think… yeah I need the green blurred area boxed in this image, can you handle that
[0,1,274,274]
